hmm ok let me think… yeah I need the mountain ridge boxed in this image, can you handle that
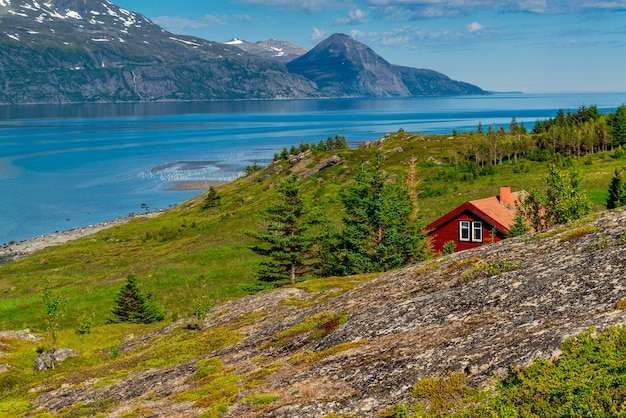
[0,0,487,103]
[287,33,486,97]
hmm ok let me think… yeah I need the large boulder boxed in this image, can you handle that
[34,348,78,371]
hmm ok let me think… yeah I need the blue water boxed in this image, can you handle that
[1,93,624,244]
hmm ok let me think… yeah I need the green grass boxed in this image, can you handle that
[1,127,626,416]
[2,131,625,332]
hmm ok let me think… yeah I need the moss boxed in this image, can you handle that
[241,393,279,405]
[134,326,241,370]
[445,257,481,273]
[414,262,441,276]
[244,362,283,389]
[263,311,350,349]
[293,274,377,294]
[176,358,283,414]
[227,310,268,329]
[615,298,626,310]
[559,225,600,242]
[412,372,486,416]
[56,398,118,418]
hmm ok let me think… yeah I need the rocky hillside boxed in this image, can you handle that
[287,33,486,97]
[0,1,486,103]
[25,207,626,416]
[0,0,320,103]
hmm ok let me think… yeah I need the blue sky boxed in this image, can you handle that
[113,0,626,94]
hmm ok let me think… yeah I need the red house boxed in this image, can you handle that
[426,187,527,253]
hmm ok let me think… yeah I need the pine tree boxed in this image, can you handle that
[606,168,626,209]
[611,105,626,147]
[201,186,221,209]
[109,272,164,324]
[339,152,430,274]
[508,205,531,237]
[245,175,319,285]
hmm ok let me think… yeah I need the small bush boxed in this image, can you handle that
[442,241,456,254]
[76,313,95,335]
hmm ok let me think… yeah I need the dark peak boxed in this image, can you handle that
[287,32,487,97]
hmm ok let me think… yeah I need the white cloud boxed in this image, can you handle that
[350,23,493,49]
[153,15,223,32]
[363,0,626,19]
[311,27,328,40]
[349,8,370,22]
[234,14,253,22]
[335,8,370,24]
[467,22,483,33]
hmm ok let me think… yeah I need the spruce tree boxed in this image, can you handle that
[201,186,221,209]
[606,168,626,209]
[339,152,430,274]
[245,175,319,285]
[109,272,164,324]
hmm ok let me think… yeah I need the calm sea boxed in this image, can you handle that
[1,93,624,244]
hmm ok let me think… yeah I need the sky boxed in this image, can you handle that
[112,0,626,94]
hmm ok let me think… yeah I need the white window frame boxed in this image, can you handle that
[459,220,471,241]
[472,221,483,242]
[459,220,483,243]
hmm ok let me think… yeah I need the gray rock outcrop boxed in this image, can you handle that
[31,208,626,416]
[34,348,78,371]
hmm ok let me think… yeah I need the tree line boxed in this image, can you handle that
[463,104,626,168]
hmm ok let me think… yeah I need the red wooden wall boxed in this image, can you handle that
[428,211,505,253]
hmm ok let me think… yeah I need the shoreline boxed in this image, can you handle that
[166,180,227,191]
[0,180,226,267]
[0,211,163,267]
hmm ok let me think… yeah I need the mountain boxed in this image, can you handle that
[223,38,307,64]
[0,2,486,103]
[0,0,320,103]
[287,33,487,97]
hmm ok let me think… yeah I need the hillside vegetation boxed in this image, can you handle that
[1,105,626,416]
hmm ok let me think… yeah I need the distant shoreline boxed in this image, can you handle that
[0,211,163,267]
[0,181,228,266]
[167,180,227,191]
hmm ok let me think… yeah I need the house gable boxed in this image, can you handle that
[426,187,525,253]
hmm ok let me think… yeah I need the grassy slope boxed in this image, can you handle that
[1,130,623,332]
[1,128,626,416]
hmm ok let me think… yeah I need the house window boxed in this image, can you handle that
[459,220,483,243]
[472,221,483,242]
[459,221,471,241]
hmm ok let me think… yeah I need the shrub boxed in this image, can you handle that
[442,241,456,254]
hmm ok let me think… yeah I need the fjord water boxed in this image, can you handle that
[1,93,624,244]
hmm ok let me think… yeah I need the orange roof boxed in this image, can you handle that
[426,188,527,234]
[468,191,526,232]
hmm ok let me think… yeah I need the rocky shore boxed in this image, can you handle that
[0,212,162,267]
